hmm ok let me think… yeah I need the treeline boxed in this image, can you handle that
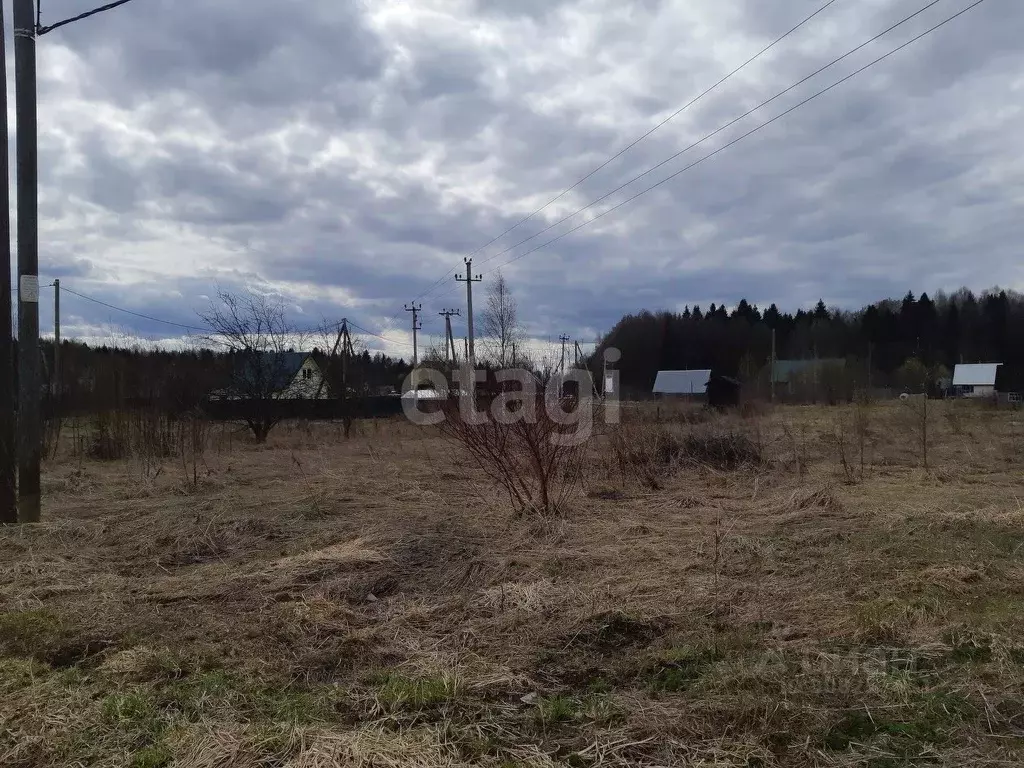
[595,288,1024,396]
[32,340,411,414]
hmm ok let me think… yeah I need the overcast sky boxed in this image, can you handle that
[7,0,1023,358]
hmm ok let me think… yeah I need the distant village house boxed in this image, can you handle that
[952,363,1001,399]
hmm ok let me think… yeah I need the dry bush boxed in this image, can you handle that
[87,409,177,462]
[178,412,211,489]
[607,421,684,489]
[609,418,761,488]
[438,394,588,515]
[42,416,64,461]
[681,425,761,470]
[898,394,930,470]
[827,409,867,484]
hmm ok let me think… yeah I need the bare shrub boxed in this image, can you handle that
[88,411,131,460]
[828,412,856,484]
[607,421,683,489]
[178,412,210,490]
[780,422,807,477]
[87,409,179,482]
[899,393,930,470]
[853,397,871,481]
[438,394,588,515]
[42,417,64,461]
[680,426,761,470]
[609,418,760,487]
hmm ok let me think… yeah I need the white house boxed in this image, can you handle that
[952,363,1001,398]
[653,369,711,397]
[279,354,332,399]
[211,352,332,400]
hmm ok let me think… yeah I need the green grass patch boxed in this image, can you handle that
[823,688,975,756]
[534,694,581,726]
[0,656,51,692]
[129,743,173,768]
[580,693,624,726]
[102,691,164,734]
[0,609,61,656]
[942,629,993,664]
[157,668,334,724]
[374,672,461,712]
[648,644,719,693]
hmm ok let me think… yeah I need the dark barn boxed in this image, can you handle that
[707,374,741,409]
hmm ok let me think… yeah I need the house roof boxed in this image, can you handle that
[952,363,1001,387]
[401,388,455,400]
[237,351,313,391]
[771,358,845,383]
[653,369,711,395]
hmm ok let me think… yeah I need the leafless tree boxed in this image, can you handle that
[439,392,588,515]
[480,271,524,368]
[200,290,306,443]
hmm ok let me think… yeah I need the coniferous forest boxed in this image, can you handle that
[596,288,1024,397]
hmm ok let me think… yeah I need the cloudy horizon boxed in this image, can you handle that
[5,0,1022,359]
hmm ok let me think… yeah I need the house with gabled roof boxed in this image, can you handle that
[952,363,1001,398]
[211,351,332,401]
[653,369,711,398]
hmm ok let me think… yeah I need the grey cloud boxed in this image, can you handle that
[25,0,1024,356]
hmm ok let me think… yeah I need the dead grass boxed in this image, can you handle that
[0,405,1022,766]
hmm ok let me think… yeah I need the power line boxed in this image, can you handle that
[460,0,947,273]
[58,284,417,348]
[37,0,142,35]
[346,319,413,347]
[428,0,985,302]
[396,0,841,308]
[467,0,841,259]
[60,286,210,332]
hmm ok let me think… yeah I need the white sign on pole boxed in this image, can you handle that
[19,275,39,303]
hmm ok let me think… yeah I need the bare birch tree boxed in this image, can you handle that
[200,290,304,442]
[480,271,524,368]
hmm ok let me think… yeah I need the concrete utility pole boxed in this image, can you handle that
[0,1,16,525]
[559,334,570,373]
[455,258,481,366]
[438,308,460,366]
[14,0,40,523]
[404,303,422,367]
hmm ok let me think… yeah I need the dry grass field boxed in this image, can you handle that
[1,399,1023,767]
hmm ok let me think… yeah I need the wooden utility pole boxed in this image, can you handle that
[14,0,40,523]
[574,340,583,367]
[455,259,481,366]
[813,342,819,404]
[53,278,60,398]
[0,0,16,524]
[867,341,873,394]
[404,303,422,367]
[438,308,460,366]
[770,328,776,403]
[341,325,353,392]
[559,334,570,373]
[315,319,351,400]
